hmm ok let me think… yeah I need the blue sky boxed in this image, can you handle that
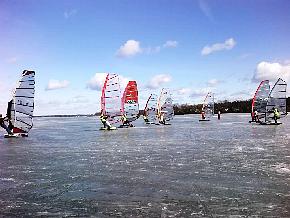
[0,0,290,115]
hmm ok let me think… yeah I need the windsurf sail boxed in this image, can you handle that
[144,94,158,123]
[251,80,270,120]
[121,81,139,122]
[157,88,174,122]
[101,73,122,124]
[7,70,35,134]
[265,78,287,122]
[201,92,214,120]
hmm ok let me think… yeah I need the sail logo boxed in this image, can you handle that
[126,100,136,104]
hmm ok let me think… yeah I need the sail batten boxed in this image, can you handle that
[158,89,174,122]
[251,80,270,120]
[122,81,139,122]
[144,94,158,123]
[101,73,122,124]
[265,78,287,122]
[7,70,35,133]
[201,92,214,120]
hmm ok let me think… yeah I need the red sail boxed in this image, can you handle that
[122,81,139,122]
[101,74,109,115]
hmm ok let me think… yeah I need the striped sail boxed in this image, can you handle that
[201,92,214,120]
[9,70,35,133]
[101,73,122,124]
[144,94,158,123]
[122,81,139,122]
[158,88,174,122]
[251,80,270,120]
[265,78,287,122]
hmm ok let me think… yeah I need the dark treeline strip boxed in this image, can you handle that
[173,97,290,115]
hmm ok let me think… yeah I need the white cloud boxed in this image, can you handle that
[199,0,214,22]
[163,40,178,48]
[87,73,130,92]
[46,80,70,91]
[87,73,107,91]
[207,79,224,87]
[146,74,172,89]
[201,38,236,56]
[144,46,161,54]
[116,40,142,58]
[64,9,77,19]
[116,39,178,58]
[177,88,192,95]
[252,61,290,83]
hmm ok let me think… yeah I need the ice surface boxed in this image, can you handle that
[0,114,290,217]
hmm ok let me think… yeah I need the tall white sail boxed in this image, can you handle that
[101,73,122,124]
[144,94,158,123]
[9,70,35,133]
[158,88,174,122]
[265,78,287,122]
[202,92,214,120]
[251,80,270,120]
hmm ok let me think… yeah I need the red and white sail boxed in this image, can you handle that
[251,80,270,120]
[7,70,35,134]
[101,73,122,124]
[121,81,139,122]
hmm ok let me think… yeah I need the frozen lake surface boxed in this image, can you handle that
[0,114,290,217]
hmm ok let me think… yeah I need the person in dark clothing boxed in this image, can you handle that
[0,114,13,135]
[218,111,221,120]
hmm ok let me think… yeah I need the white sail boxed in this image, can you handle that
[101,73,122,124]
[10,70,35,133]
[158,88,174,122]
[251,80,270,120]
[265,78,287,122]
[202,92,214,120]
[144,94,158,123]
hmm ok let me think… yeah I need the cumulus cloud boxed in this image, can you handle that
[163,40,178,48]
[146,74,172,89]
[87,73,107,91]
[64,9,77,19]
[87,73,130,91]
[46,80,70,91]
[252,61,290,83]
[207,79,224,87]
[116,40,142,58]
[116,39,178,58]
[201,38,236,56]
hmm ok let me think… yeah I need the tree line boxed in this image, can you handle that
[173,98,290,115]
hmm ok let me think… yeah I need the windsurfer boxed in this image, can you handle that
[0,114,13,135]
[201,111,205,120]
[100,114,113,130]
[143,114,149,123]
[121,114,132,127]
[254,110,260,122]
[273,108,280,124]
[218,111,221,120]
[159,112,166,124]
